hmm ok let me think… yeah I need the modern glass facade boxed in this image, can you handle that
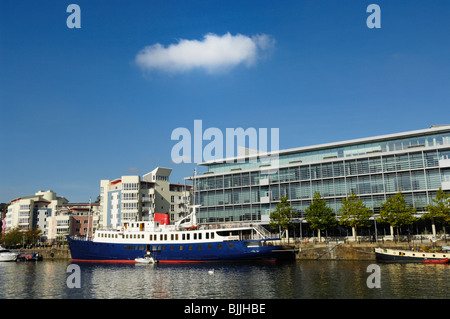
[188,126,450,224]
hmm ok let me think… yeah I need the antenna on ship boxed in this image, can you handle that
[193,168,196,208]
[86,197,91,241]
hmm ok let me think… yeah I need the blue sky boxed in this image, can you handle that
[1,0,449,203]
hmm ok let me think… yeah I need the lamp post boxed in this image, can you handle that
[370,214,379,243]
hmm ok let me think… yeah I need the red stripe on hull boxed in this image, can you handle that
[71,259,137,264]
[71,259,277,264]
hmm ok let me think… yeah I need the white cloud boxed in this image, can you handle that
[135,32,275,74]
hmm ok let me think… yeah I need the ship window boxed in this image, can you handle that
[211,232,215,239]
[180,245,183,250]
[171,234,174,241]
[176,234,179,240]
[189,245,192,250]
[194,233,197,240]
[198,244,202,250]
[182,234,186,240]
[229,243,233,249]
[164,234,167,241]
[199,233,202,240]
[208,244,212,249]
[218,244,222,249]
[160,234,163,241]
[206,233,209,239]
[170,245,174,250]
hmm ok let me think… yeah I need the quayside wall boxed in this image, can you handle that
[18,241,448,261]
[291,241,448,260]
[19,247,71,260]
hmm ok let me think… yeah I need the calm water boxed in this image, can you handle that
[0,260,448,299]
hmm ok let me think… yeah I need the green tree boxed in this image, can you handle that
[379,192,417,242]
[2,227,23,247]
[424,188,450,238]
[305,192,337,242]
[26,227,42,245]
[339,193,372,241]
[270,195,295,243]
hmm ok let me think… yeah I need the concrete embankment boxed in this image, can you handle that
[19,241,448,261]
[19,247,71,260]
[285,241,448,261]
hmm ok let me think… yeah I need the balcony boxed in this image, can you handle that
[439,158,450,168]
[442,181,450,190]
[261,191,272,204]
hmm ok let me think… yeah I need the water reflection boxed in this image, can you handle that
[0,260,448,299]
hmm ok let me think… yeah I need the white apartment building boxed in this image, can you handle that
[5,190,69,240]
[99,167,192,229]
[47,203,100,242]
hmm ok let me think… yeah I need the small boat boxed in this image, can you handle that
[375,248,449,263]
[0,246,19,262]
[16,252,43,262]
[422,258,449,264]
[135,256,157,264]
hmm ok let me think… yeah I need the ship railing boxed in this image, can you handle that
[252,223,272,240]
[68,235,92,241]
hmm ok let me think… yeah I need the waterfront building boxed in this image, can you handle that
[188,125,450,236]
[47,203,100,242]
[99,167,192,229]
[5,190,69,240]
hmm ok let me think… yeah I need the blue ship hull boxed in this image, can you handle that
[67,236,281,263]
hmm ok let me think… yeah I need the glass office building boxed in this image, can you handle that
[188,126,450,225]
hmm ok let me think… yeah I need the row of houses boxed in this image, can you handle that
[2,167,192,243]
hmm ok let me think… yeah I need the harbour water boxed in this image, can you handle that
[0,260,448,299]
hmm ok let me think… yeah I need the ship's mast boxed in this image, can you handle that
[86,197,91,240]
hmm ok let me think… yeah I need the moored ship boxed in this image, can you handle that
[374,247,450,263]
[67,205,283,263]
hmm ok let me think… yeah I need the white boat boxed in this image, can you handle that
[135,256,157,264]
[374,247,450,262]
[0,246,19,262]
